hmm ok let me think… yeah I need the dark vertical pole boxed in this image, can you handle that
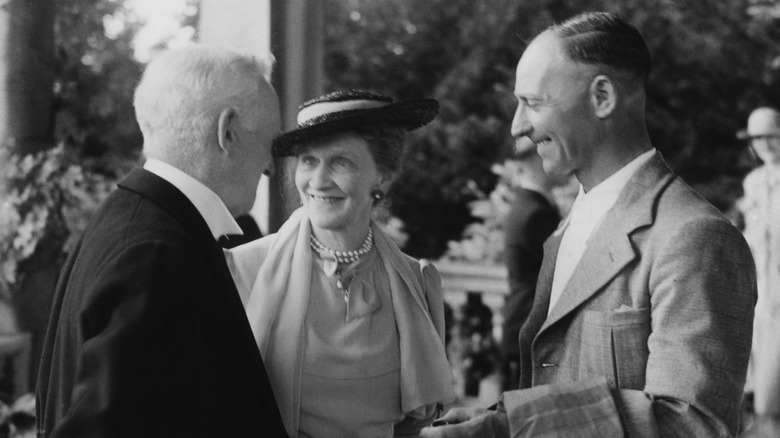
[0,0,55,154]
[268,0,324,232]
[0,0,56,391]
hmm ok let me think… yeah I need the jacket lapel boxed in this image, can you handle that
[517,224,563,388]
[119,169,215,248]
[538,153,675,333]
[529,228,563,332]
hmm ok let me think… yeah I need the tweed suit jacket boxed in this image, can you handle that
[36,169,286,438]
[502,153,756,437]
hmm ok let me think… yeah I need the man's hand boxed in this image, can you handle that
[419,407,509,438]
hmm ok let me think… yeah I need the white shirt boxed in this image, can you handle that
[547,149,656,315]
[143,158,242,240]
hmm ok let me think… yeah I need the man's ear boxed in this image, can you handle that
[217,108,238,154]
[590,75,616,119]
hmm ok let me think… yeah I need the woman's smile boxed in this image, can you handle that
[308,193,344,205]
[296,135,381,235]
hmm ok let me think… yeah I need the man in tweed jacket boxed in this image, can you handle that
[422,12,756,438]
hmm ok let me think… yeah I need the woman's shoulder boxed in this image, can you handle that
[401,253,422,273]
[226,233,278,285]
[401,254,441,287]
[232,233,276,258]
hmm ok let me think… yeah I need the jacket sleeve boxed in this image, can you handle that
[502,217,756,437]
[500,376,629,436]
[50,241,206,438]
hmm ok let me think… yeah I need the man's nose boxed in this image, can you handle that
[511,104,532,139]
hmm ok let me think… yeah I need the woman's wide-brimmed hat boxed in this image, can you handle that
[272,89,439,157]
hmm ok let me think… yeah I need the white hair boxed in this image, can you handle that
[134,44,274,165]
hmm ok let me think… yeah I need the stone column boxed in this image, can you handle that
[0,0,56,393]
[0,0,55,155]
[268,0,325,231]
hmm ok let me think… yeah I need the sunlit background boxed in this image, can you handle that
[106,0,196,61]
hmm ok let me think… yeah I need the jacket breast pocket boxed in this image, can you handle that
[579,308,650,390]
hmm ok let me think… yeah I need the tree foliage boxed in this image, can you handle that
[8,0,779,262]
[52,0,145,177]
[0,0,146,295]
[323,0,780,258]
[324,0,526,258]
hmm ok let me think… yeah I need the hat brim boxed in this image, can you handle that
[737,129,780,140]
[272,98,439,157]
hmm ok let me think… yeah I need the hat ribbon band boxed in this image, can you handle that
[297,99,388,126]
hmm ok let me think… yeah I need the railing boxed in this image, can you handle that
[435,260,508,341]
[437,261,509,296]
[435,261,508,403]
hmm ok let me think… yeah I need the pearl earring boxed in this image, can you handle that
[371,190,385,202]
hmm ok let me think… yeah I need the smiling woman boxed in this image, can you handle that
[226,89,457,437]
[295,135,382,236]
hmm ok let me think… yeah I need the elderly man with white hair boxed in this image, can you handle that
[36,45,286,437]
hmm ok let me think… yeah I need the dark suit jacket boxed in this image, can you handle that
[36,169,286,438]
[502,188,560,361]
[503,153,756,437]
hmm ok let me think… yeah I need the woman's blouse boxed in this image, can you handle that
[299,249,404,438]
[224,210,456,437]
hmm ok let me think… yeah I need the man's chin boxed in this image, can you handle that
[541,162,567,177]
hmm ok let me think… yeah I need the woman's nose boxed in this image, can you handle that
[309,164,331,188]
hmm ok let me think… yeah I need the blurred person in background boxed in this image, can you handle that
[498,137,565,391]
[737,107,780,431]
[36,45,286,437]
[226,90,456,437]
[422,11,755,437]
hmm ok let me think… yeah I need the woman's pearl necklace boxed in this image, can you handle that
[310,228,374,305]
[309,227,374,265]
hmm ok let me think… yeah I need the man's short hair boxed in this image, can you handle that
[551,12,651,83]
[134,45,274,160]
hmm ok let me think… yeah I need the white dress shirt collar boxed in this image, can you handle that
[548,149,656,315]
[143,158,242,240]
[584,148,656,197]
